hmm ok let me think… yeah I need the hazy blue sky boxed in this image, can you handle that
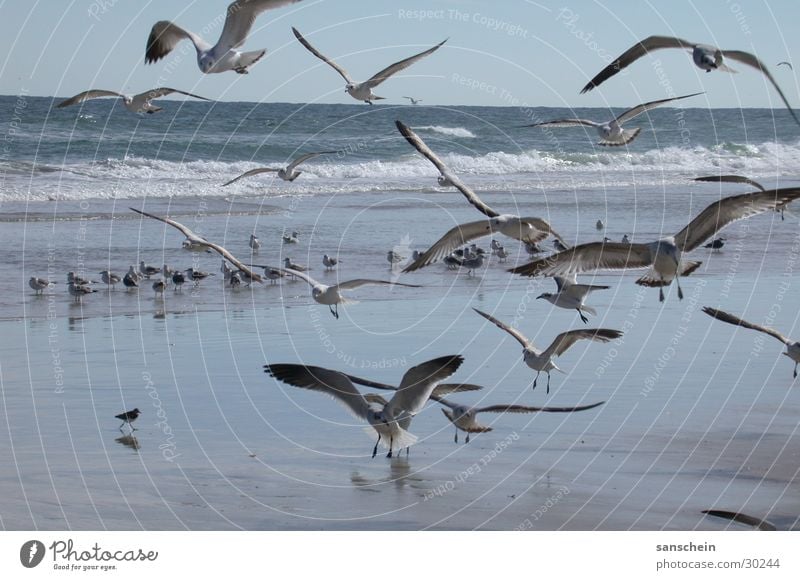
[1,0,799,109]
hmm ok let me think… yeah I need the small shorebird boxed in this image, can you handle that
[57,87,208,114]
[99,271,121,289]
[524,92,702,146]
[596,220,604,230]
[510,187,800,302]
[537,274,610,323]
[145,0,302,74]
[29,277,55,294]
[322,254,339,270]
[280,268,420,319]
[265,355,463,457]
[224,151,336,184]
[474,308,622,393]
[396,121,567,272]
[292,27,446,104]
[115,408,141,431]
[702,306,800,378]
[704,237,725,251]
[581,35,800,127]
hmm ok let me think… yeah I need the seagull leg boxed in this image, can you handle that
[387,436,393,458]
[532,372,539,390]
[676,278,684,300]
[794,362,797,379]
[454,429,458,444]
[546,373,551,395]
[578,308,588,324]
[466,432,471,444]
[119,423,125,431]
[372,435,381,458]
[659,287,665,302]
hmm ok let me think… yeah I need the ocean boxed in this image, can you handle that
[1,96,799,530]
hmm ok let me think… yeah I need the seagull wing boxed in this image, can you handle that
[525,119,600,128]
[674,187,800,252]
[721,50,800,127]
[396,120,498,217]
[474,401,606,414]
[567,282,611,298]
[581,35,695,93]
[363,39,447,89]
[264,364,372,420]
[57,90,124,107]
[541,328,622,360]
[223,167,279,186]
[286,151,336,172]
[702,307,791,345]
[702,510,777,531]
[614,91,704,124]
[472,308,532,349]
[334,279,420,291]
[388,354,463,415]
[217,0,301,51]
[693,175,766,192]
[292,27,354,83]
[510,242,653,277]
[403,220,494,272]
[518,217,570,247]
[146,21,211,64]
[136,87,211,102]
[777,61,793,70]
[277,267,320,288]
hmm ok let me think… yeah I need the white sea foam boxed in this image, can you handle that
[415,125,476,138]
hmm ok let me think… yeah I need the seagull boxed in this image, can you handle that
[396,121,567,272]
[510,187,800,302]
[537,274,610,324]
[220,260,234,282]
[123,271,139,291]
[172,270,186,291]
[292,27,447,104]
[387,250,405,267]
[283,257,308,272]
[57,87,209,114]
[701,509,777,531]
[437,175,454,187]
[264,355,464,457]
[403,96,422,105]
[68,282,96,302]
[704,237,725,251]
[495,246,510,262]
[99,271,121,289]
[162,264,175,280]
[702,306,800,378]
[67,272,95,285]
[554,238,570,252]
[264,268,285,284]
[596,220,604,230]
[139,261,160,278]
[473,308,623,393]
[777,61,793,71]
[224,151,336,185]
[29,277,55,294]
[283,231,299,244]
[126,265,142,282]
[182,239,212,253]
[130,207,262,282]
[115,408,141,432]
[524,92,702,146]
[229,271,242,288]
[145,0,303,74]
[322,254,339,270]
[437,398,606,443]
[279,268,420,319]
[525,242,543,256]
[152,279,166,297]
[185,268,214,284]
[249,234,261,253]
[459,250,485,276]
[694,174,790,219]
[580,35,800,127]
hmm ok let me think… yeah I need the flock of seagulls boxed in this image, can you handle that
[27,0,800,528]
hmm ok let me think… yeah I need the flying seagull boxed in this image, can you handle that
[223,151,336,185]
[702,306,800,378]
[473,308,622,393]
[510,187,800,301]
[580,35,800,127]
[145,0,303,74]
[279,268,419,319]
[701,509,776,531]
[694,174,790,219]
[523,92,702,146]
[395,121,567,272]
[57,87,209,114]
[777,61,793,71]
[129,207,262,282]
[264,355,463,458]
[292,27,446,104]
[537,274,610,323]
[404,96,422,105]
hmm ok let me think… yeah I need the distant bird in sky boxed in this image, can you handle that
[581,35,800,127]
[777,61,793,71]
[292,27,446,104]
[57,88,208,114]
[145,0,303,74]
[524,92,702,146]
[223,151,336,185]
[403,96,422,105]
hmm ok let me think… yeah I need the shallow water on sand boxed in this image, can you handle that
[2,183,800,530]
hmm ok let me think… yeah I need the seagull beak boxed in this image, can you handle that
[536,294,545,299]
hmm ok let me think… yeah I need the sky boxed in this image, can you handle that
[0,0,799,109]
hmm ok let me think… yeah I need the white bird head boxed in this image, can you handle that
[198,54,215,73]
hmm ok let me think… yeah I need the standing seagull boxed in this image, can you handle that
[152,279,167,297]
[29,277,56,294]
[537,274,610,324]
[57,88,209,114]
[524,92,702,146]
[437,398,605,443]
[396,121,567,272]
[130,207,262,282]
[145,0,303,74]
[292,27,446,104]
[702,306,800,378]
[265,355,463,458]
[280,268,419,319]
[223,151,336,185]
[249,234,261,253]
[580,35,800,127]
[322,254,339,270]
[473,308,622,393]
[510,187,800,302]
